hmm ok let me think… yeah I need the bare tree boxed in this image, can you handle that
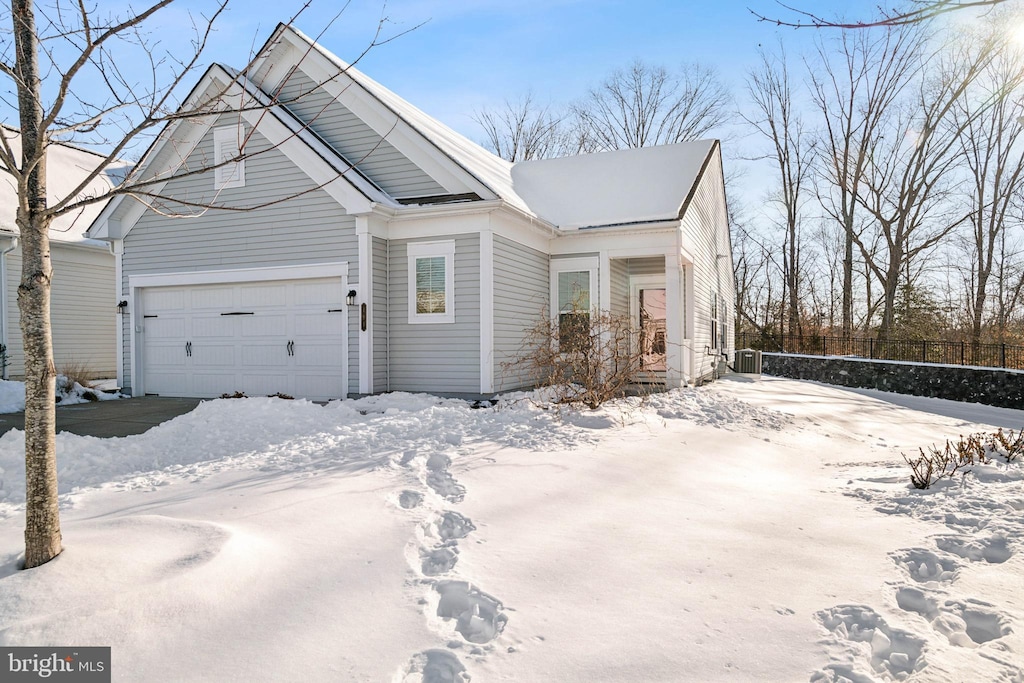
[809,24,924,336]
[0,0,403,568]
[472,93,572,162]
[743,44,810,336]
[750,1,1011,28]
[955,47,1024,345]
[854,34,999,337]
[571,59,730,152]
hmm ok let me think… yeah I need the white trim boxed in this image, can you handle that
[357,219,372,393]
[0,237,12,379]
[128,262,349,398]
[550,256,599,352]
[665,256,684,388]
[112,240,124,390]
[213,124,246,189]
[129,262,348,290]
[479,231,494,394]
[407,241,456,325]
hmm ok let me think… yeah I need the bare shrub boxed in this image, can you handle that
[502,307,660,409]
[57,361,96,392]
[987,428,1024,463]
[903,433,990,489]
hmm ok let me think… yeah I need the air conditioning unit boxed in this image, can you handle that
[735,348,762,375]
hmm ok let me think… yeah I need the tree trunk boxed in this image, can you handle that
[842,218,854,336]
[13,0,61,569]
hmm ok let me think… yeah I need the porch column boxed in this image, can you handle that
[665,253,685,388]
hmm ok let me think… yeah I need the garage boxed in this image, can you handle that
[137,275,348,400]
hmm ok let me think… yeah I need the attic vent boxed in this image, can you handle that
[396,193,482,206]
[213,125,246,190]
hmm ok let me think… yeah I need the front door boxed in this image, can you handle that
[630,276,667,376]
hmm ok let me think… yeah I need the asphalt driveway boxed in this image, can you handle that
[0,396,203,438]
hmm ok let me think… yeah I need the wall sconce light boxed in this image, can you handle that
[346,290,357,306]
[116,300,128,313]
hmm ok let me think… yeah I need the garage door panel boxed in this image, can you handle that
[192,345,237,366]
[192,316,236,338]
[241,314,288,337]
[146,289,186,311]
[191,286,234,310]
[146,318,186,338]
[193,373,239,395]
[240,284,288,307]
[141,276,347,400]
[241,344,287,367]
[293,312,345,336]
[293,281,342,305]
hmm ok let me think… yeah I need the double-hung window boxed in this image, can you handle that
[408,241,455,324]
[550,257,598,352]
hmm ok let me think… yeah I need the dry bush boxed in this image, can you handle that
[501,307,660,409]
[57,361,97,391]
[902,431,1011,489]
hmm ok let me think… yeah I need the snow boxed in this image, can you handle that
[512,141,716,229]
[0,376,1021,682]
[0,378,122,416]
[0,128,123,244]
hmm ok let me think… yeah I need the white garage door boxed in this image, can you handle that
[140,277,347,400]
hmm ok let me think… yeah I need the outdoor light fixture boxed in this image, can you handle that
[116,300,128,313]
[347,290,357,306]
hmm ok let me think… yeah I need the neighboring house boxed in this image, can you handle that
[0,128,117,380]
[87,24,735,400]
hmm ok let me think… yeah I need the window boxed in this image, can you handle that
[550,257,598,352]
[408,241,455,324]
[214,125,246,189]
[710,290,719,350]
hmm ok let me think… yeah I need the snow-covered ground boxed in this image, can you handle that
[0,377,122,414]
[0,376,1021,682]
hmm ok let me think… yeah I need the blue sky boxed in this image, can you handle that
[168,0,878,144]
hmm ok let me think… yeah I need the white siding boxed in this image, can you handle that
[609,258,629,319]
[277,69,449,199]
[388,234,480,393]
[5,244,116,379]
[679,148,734,381]
[493,235,548,391]
[121,120,359,395]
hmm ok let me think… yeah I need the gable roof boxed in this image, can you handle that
[1,128,122,245]
[511,141,718,230]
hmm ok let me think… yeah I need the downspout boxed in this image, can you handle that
[386,239,391,392]
[0,237,19,379]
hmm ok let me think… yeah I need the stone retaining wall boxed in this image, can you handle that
[760,353,1024,410]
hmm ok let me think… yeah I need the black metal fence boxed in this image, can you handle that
[736,332,1024,371]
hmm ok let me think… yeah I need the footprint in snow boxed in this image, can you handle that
[398,490,424,509]
[816,604,927,678]
[425,453,466,503]
[434,580,508,644]
[895,586,1013,648]
[398,649,470,683]
[890,547,961,583]
[934,534,1013,564]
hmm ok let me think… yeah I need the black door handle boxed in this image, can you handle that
[186,341,192,357]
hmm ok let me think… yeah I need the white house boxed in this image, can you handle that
[0,129,117,380]
[87,24,734,400]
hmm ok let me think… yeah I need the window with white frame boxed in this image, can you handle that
[408,241,455,324]
[710,290,719,350]
[550,257,598,352]
[213,125,246,190]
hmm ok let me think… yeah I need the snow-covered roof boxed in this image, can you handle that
[0,128,121,246]
[286,26,532,214]
[511,141,717,230]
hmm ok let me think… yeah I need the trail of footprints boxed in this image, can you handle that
[816,529,1018,680]
[394,449,508,683]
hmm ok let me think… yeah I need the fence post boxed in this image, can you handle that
[1002,343,1007,368]
[822,335,827,356]
[869,338,874,359]
[960,341,965,366]
[922,341,927,363]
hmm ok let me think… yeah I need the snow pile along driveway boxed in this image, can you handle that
[0,377,1020,682]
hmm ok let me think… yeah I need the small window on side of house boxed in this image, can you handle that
[214,125,246,190]
[408,241,455,324]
